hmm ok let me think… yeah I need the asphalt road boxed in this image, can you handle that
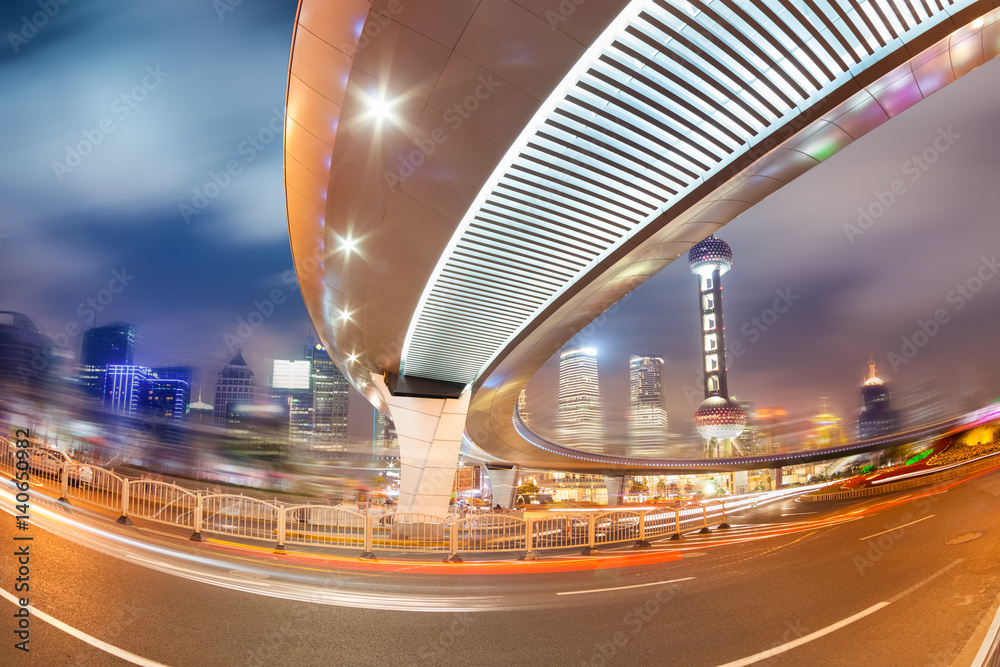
[3,467,1000,666]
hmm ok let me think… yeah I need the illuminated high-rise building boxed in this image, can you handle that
[146,378,188,421]
[308,344,349,450]
[214,350,255,428]
[628,355,668,446]
[857,356,900,439]
[374,408,397,451]
[270,359,313,445]
[517,389,531,427]
[809,398,845,449]
[79,323,135,399]
[688,236,746,457]
[557,347,603,452]
[104,364,151,414]
[151,366,194,414]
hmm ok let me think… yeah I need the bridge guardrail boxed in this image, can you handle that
[13,439,979,560]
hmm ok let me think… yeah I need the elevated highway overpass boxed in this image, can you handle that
[283,0,1000,515]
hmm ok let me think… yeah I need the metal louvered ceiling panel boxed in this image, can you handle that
[402,0,976,384]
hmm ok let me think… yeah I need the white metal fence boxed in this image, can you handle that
[10,441,958,560]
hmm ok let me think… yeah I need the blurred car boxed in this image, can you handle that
[28,448,95,487]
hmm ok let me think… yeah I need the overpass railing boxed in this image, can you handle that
[0,442,771,560]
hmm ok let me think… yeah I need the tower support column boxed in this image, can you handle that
[486,465,519,509]
[371,374,468,519]
[603,475,627,506]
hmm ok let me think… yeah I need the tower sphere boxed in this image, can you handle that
[688,235,733,277]
[694,395,747,441]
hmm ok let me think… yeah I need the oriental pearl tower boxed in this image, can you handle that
[688,236,747,458]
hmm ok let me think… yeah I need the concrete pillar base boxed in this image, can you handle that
[603,475,626,506]
[486,465,519,509]
[372,374,469,519]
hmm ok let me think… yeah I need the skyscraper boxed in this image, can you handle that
[146,378,188,421]
[307,344,349,450]
[628,355,668,446]
[104,364,152,414]
[857,356,900,439]
[214,350,255,428]
[557,347,603,452]
[270,359,313,445]
[517,389,531,427]
[688,236,746,457]
[151,366,194,415]
[374,408,397,451]
[79,323,136,398]
[0,311,62,393]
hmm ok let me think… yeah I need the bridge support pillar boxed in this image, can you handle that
[603,475,627,506]
[372,374,468,519]
[771,467,783,491]
[486,465,519,509]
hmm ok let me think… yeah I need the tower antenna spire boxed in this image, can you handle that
[688,236,746,457]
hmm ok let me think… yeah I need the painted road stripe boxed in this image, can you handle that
[0,587,170,666]
[716,602,890,667]
[858,515,934,541]
[557,577,693,596]
[717,559,964,667]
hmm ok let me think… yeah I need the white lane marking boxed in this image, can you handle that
[0,587,170,666]
[717,559,964,667]
[858,515,934,541]
[716,603,890,667]
[557,577,694,596]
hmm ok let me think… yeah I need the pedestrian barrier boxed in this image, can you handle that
[128,481,199,529]
[0,440,893,560]
[283,505,367,547]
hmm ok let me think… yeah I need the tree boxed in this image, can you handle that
[517,480,539,496]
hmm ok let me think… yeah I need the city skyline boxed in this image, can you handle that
[3,1,1000,447]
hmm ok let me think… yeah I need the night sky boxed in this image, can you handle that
[3,1,1000,444]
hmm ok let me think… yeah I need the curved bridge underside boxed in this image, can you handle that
[284,0,1000,474]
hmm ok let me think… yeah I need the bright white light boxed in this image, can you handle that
[272,360,311,389]
[363,91,397,124]
[339,310,352,322]
[341,237,358,253]
[347,353,358,363]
